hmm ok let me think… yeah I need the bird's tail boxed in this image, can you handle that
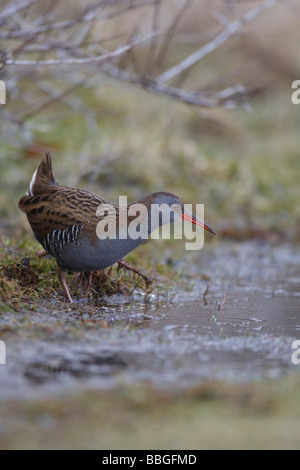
[28,152,57,196]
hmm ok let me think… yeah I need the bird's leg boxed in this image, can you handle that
[58,270,73,304]
[118,260,152,286]
[82,272,93,297]
[77,272,84,289]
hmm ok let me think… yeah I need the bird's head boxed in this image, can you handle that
[149,192,216,235]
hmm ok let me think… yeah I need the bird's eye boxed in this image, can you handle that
[104,210,109,217]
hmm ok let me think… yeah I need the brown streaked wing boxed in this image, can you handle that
[18,185,109,240]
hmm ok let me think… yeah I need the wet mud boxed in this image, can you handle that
[0,241,299,399]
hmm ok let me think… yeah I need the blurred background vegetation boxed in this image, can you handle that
[0,1,300,450]
[0,0,299,246]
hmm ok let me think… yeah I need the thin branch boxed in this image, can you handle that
[13,33,128,55]
[0,0,42,22]
[0,0,157,40]
[154,0,194,75]
[157,0,281,84]
[144,0,162,77]
[101,62,266,108]
[0,110,24,126]
[20,82,83,121]
[0,0,281,141]
[5,32,157,67]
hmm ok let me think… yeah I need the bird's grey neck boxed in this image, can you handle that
[130,195,180,237]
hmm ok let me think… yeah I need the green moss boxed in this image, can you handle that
[0,238,179,310]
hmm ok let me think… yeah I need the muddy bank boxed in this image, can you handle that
[0,241,299,400]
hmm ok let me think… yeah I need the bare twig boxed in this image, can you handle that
[20,82,83,121]
[144,0,162,77]
[0,0,42,23]
[203,280,212,305]
[154,0,194,75]
[0,0,157,40]
[101,62,265,108]
[217,292,227,311]
[5,32,157,66]
[157,0,281,84]
[0,0,281,146]
[0,110,24,126]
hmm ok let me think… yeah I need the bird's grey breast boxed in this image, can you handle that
[59,233,147,272]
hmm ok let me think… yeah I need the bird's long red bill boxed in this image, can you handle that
[182,212,216,235]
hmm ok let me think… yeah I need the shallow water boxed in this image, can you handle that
[0,241,299,398]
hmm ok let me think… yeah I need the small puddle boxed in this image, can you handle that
[153,276,300,337]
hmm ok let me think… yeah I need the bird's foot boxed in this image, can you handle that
[81,272,93,297]
[118,260,152,287]
[58,270,73,304]
[76,272,84,289]
[76,272,93,297]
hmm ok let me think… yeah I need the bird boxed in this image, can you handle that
[19,153,216,303]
